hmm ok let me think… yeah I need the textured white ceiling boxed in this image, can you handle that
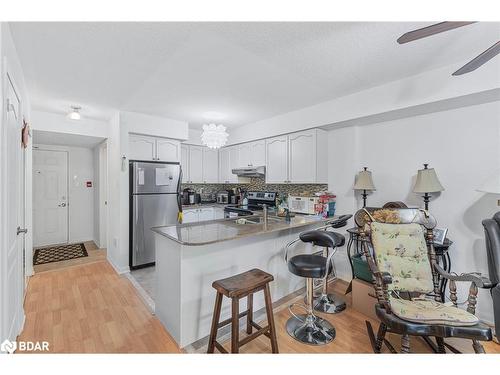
[9,22,500,128]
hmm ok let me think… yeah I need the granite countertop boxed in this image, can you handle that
[152,214,338,246]
[181,203,225,209]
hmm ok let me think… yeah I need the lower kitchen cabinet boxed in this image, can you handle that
[183,206,221,224]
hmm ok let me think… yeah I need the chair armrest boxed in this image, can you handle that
[375,271,393,285]
[434,263,493,288]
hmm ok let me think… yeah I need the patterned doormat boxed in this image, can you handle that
[33,243,88,265]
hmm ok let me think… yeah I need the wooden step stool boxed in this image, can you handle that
[207,268,279,353]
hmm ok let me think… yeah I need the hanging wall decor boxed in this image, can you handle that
[21,119,31,148]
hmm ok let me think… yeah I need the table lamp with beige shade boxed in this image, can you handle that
[354,167,376,207]
[477,173,500,207]
[413,163,445,211]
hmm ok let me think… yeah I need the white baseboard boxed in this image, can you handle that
[107,255,130,275]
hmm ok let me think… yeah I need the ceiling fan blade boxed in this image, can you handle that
[452,41,500,76]
[397,22,476,44]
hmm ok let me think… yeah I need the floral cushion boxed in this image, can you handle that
[371,222,433,293]
[390,297,479,326]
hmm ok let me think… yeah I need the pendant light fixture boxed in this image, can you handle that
[201,123,229,149]
[67,106,82,120]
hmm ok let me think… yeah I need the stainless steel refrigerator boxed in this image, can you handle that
[129,161,181,269]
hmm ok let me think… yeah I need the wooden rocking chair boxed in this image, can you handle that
[354,207,493,353]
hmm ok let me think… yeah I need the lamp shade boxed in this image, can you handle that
[413,165,444,193]
[354,168,376,191]
[476,173,500,194]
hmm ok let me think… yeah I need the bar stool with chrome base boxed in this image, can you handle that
[312,230,347,313]
[308,215,351,314]
[285,230,344,345]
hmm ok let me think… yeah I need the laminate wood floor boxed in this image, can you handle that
[220,282,500,354]
[19,260,180,353]
[18,261,499,354]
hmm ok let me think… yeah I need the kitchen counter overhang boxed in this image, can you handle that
[152,214,335,246]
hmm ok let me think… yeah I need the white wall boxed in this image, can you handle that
[34,145,97,245]
[31,110,109,138]
[328,101,500,323]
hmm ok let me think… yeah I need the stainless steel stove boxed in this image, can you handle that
[224,191,277,218]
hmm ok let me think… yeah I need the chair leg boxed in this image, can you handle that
[264,284,279,353]
[436,337,446,354]
[207,292,223,353]
[231,297,240,353]
[472,339,485,354]
[246,293,253,335]
[401,334,410,353]
[375,323,387,353]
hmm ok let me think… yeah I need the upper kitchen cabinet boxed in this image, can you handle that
[129,134,156,161]
[237,140,266,168]
[265,135,289,183]
[265,129,327,184]
[188,145,203,183]
[202,147,219,183]
[250,140,266,166]
[156,138,181,162]
[129,134,180,162]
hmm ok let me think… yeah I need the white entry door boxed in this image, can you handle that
[2,71,25,343]
[33,149,68,246]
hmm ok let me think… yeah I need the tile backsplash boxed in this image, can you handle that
[181,177,328,197]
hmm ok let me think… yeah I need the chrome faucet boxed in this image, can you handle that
[262,204,268,227]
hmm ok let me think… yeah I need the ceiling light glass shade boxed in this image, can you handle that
[201,123,229,149]
[67,106,81,120]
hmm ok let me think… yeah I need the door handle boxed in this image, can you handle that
[17,227,28,235]
[58,202,67,207]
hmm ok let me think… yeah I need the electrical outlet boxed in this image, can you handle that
[497,199,500,207]
[113,238,119,248]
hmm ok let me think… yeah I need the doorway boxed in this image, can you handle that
[31,132,107,273]
[1,68,26,343]
[33,149,69,246]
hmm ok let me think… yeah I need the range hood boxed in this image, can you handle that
[232,166,265,178]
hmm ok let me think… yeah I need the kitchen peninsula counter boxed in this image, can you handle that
[153,214,344,348]
[152,214,331,246]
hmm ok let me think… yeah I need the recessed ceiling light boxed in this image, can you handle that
[202,111,226,120]
[67,106,82,120]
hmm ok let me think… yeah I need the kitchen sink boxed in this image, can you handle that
[234,216,284,225]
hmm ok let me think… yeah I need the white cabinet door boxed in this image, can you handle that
[288,130,316,183]
[180,144,189,183]
[156,138,180,162]
[198,207,215,222]
[129,134,156,161]
[250,140,266,167]
[219,147,231,183]
[183,209,198,223]
[265,135,289,183]
[228,145,240,183]
[188,145,203,183]
[214,207,225,220]
[202,148,219,183]
[238,143,252,167]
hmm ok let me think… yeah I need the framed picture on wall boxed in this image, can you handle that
[433,227,448,245]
